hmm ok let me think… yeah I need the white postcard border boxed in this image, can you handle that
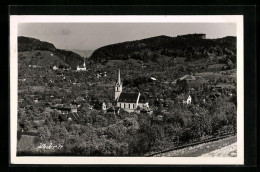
[10,15,244,165]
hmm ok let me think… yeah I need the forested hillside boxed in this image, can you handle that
[90,35,236,65]
[18,36,84,69]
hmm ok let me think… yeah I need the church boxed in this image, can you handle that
[114,69,149,113]
[77,59,86,71]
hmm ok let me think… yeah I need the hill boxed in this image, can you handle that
[18,36,84,69]
[89,34,236,64]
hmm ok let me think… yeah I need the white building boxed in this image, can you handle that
[53,65,58,70]
[77,60,86,71]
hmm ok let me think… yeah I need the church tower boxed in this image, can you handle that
[115,69,123,100]
[83,59,86,68]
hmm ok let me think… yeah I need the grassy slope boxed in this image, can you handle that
[153,136,237,157]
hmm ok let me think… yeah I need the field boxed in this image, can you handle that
[153,136,237,157]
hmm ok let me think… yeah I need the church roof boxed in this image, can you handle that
[118,92,147,103]
[118,93,139,103]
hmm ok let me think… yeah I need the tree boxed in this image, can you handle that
[176,79,189,93]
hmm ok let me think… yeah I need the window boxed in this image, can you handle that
[124,104,125,108]
[129,104,130,109]
[133,104,135,109]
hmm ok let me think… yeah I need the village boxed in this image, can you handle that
[18,58,236,140]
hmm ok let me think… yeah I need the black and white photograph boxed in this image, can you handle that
[10,15,244,165]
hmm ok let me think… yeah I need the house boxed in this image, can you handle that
[176,94,192,104]
[172,75,208,89]
[134,104,152,114]
[18,78,26,82]
[106,106,120,115]
[209,92,221,101]
[153,114,164,122]
[70,101,78,113]
[53,65,58,70]
[51,103,78,114]
[88,105,94,110]
[150,77,156,81]
[140,106,153,115]
[58,114,69,123]
[34,97,39,103]
[172,75,196,84]
[114,69,149,113]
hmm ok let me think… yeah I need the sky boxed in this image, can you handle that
[18,23,236,50]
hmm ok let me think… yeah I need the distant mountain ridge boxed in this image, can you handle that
[89,34,236,63]
[69,49,94,58]
[18,36,84,69]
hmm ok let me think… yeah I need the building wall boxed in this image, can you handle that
[71,108,77,113]
[117,102,136,112]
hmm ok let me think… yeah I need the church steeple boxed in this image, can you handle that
[83,59,86,68]
[117,69,121,84]
[115,69,122,100]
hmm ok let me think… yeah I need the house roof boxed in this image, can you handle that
[196,76,207,81]
[118,92,139,103]
[179,75,196,81]
[173,75,207,84]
